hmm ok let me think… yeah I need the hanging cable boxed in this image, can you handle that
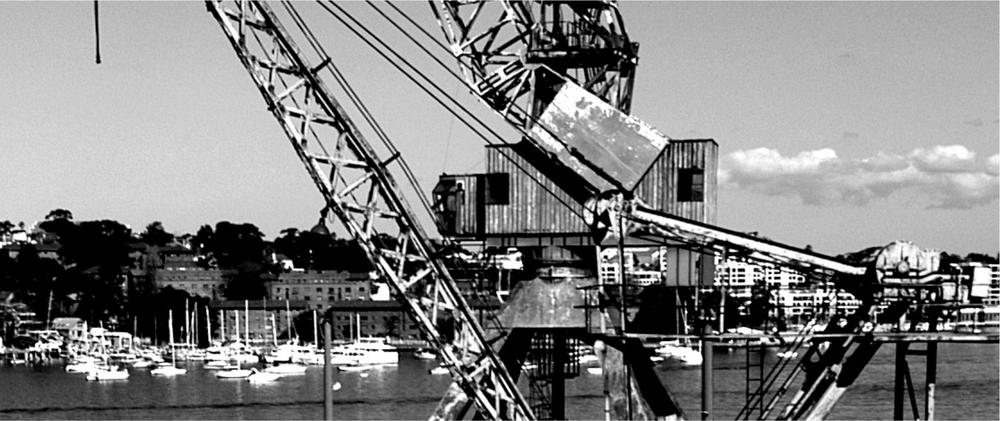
[382,0,452,54]
[93,0,101,64]
[283,1,441,224]
[318,1,588,222]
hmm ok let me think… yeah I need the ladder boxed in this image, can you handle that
[745,340,767,419]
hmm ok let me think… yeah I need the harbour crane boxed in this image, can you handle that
[202,1,966,419]
[429,2,961,419]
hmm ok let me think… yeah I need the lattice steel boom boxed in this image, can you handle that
[205,1,532,419]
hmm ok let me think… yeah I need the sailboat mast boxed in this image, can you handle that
[312,310,318,349]
[205,304,211,346]
[168,309,178,368]
[271,314,278,347]
[244,300,250,347]
[285,299,292,344]
[193,302,199,347]
[234,310,240,344]
[168,309,175,346]
[219,309,225,343]
[184,299,190,346]
[46,289,54,330]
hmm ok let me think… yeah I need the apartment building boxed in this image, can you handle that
[269,270,380,311]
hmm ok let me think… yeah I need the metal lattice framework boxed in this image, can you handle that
[206,1,532,419]
[430,0,869,288]
[431,0,636,117]
[427,3,959,420]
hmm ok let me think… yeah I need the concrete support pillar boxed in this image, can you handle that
[925,342,937,421]
[894,343,906,420]
[701,323,714,420]
[552,333,566,420]
[323,321,333,421]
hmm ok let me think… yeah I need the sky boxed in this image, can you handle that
[0,1,997,256]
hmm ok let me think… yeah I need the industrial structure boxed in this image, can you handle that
[198,1,994,420]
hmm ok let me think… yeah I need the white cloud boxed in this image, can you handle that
[908,145,977,173]
[721,145,999,209]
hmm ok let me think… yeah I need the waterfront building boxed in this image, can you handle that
[715,260,761,300]
[990,264,1000,306]
[962,263,1000,306]
[155,268,228,300]
[325,298,501,341]
[715,257,860,324]
[269,270,380,311]
[151,245,227,299]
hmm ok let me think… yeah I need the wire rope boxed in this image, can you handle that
[320,1,589,222]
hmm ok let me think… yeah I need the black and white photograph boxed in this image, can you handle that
[1,1,997,420]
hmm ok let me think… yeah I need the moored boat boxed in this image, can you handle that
[66,361,101,373]
[217,368,253,379]
[338,363,376,372]
[654,341,702,366]
[131,359,154,369]
[203,360,231,370]
[263,363,308,375]
[150,364,187,376]
[86,366,130,381]
[247,368,280,383]
[413,348,437,360]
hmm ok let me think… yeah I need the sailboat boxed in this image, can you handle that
[336,313,398,369]
[217,309,254,379]
[151,309,187,376]
[86,365,130,381]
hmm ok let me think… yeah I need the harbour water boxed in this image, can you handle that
[0,343,995,420]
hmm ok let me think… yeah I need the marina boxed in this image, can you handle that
[0,343,996,420]
[1,0,997,419]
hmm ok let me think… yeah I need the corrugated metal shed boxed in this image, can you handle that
[433,139,717,240]
[633,139,718,224]
[433,174,484,238]
[484,144,590,235]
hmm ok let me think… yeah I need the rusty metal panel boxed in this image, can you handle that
[529,67,668,192]
[634,139,717,224]
[498,277,594,328]
[485,146,589,235]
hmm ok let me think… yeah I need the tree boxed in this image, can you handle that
[211,222,265,268]
[58,220,133,325]
[965,253,999,265]
[141,221,175,247]
[6,244,65,323]
[45,209,73,221]
[37,218,76,244]
[193,225,214,254]
[0,220,14,237]
[223,261,271,300]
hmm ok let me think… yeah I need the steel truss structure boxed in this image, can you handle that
[430,2,968,421]
[206,1,531,419]
[201,1,974,419]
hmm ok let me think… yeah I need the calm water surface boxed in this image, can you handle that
[1,343,996,420]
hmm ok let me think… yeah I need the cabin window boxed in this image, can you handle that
[677,168,704,202]
[485,173,510,205]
